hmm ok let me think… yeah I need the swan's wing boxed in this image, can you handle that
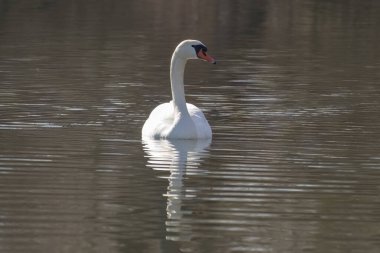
[142,102,174,138]
[187,103,212,139]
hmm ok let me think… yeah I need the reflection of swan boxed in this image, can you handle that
[142,138,211,239]
[142,39,216,139]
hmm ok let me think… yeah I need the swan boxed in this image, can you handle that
[142,39,216,139]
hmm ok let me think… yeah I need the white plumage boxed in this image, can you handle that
[142,39,215,140]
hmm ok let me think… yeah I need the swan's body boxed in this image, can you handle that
[142,101,211,139]
[142,40,215,139]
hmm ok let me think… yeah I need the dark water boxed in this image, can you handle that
[1,0,380,252]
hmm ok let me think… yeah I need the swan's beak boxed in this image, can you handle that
[197,50,216,64]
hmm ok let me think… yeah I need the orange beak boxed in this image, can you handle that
[197,50,216,64]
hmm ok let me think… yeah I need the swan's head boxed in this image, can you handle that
[174,39,216,64]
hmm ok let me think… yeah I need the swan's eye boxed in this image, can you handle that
[192,45,201,53]
[192,44,207,54]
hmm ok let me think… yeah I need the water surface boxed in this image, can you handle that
[1,0,380,252]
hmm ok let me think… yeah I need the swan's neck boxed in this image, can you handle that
[170,53,189,116]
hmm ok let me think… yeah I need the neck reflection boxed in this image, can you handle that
[143,138,211,240]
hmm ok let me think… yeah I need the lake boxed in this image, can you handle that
[0,0,380,252]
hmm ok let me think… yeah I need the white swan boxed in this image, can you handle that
[142,39,216,139]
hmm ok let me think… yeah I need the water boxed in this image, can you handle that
[1,0,380,252]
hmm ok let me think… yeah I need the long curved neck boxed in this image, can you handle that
[170,52,189,116]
